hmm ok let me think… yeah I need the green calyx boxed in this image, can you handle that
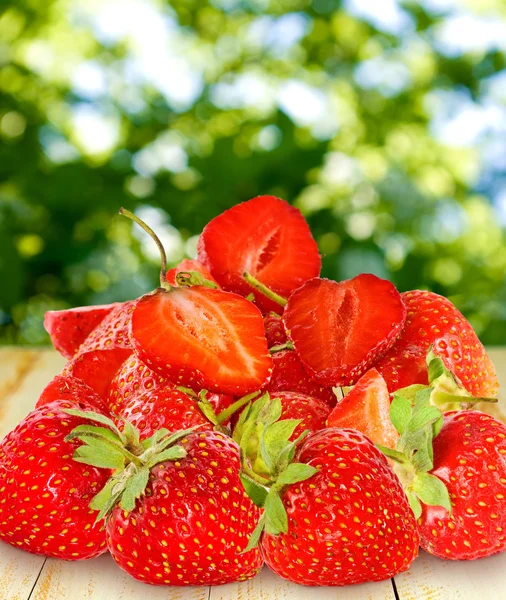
[64,408,195,522]
[175,271,218,289]
[233,393,317,552]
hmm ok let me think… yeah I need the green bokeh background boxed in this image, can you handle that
[1,0,506,346]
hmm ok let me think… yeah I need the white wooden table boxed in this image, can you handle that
[1,348,506,600]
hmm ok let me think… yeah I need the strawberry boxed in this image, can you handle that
[44,303,118,358]
[118,208,272,396]
[0,400,110,559]
[63,301,135,399]
[166,258,219,287]
[197,196,321,313]
[327,368,399,449]
[375,290,499,397]
[68,420,264,586]
[417,410,506,560]
[236,403,419,586]
[116,387,213,440]
[267,350,337,407]
[36,375,109,415]
[267,391,330,441]
[263,312,288,348]
[283,274,406,386]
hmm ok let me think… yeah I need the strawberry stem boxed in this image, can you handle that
[216,391,261,425]
[243,272,287,307]
[269,341,294,353]
[119,207,168,288]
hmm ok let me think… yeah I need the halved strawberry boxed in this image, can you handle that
[166,258,219,287]
[267,350,337,407]
[131,287,272,395]
[326,368,399,449]
[36,375,109,414]
[44,303,118,358]
[283,275,406,386]
[197,196,321,313]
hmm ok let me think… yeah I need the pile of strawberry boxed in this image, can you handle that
[1,195,505,588]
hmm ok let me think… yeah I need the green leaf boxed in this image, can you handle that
[412,472,451,513]
[120,419,140,448]
[410,435,434,473]
[414,387,433,408]
[65,424,122,444]
[260,397,282,425]
[432,415,444,438]
[146,445,186,468]
[198,399,219,426]
[72,441,126,470]
[64,409,124,440]
[392,385,428,406]
[120,468,150,512]
[376,444,409,464]
[275,463,317,488]
[406,405,442,432]
[142,428,170,449]
[260,419,301,473]
[264,490,288,535]
[427,350,446,383]
[240,473,268,507]
[242,513,266,553]
[390,394,412,435]
[406,490,422,520]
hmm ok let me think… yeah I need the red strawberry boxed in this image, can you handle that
[283,275,406,386]
[0,401,110,559]
[263,312,288,348]
[44,303,118,358]
[131,286,271,395]
[418,410,506,560]
[197,196,321,313]
[84,430,263,585]
[116,387,213,440]
[107,355,169,415]
[166,258,219,287]
[36,375,109,415]
[375,290,499,397]
[267,350,337,407]
[63,301,136,399]
[269,391,331,440]
[327,369,399,449]
[258,428,419,585]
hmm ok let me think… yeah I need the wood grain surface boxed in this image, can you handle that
[1,347,505,600]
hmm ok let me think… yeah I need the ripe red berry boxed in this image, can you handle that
[36,375,109,415]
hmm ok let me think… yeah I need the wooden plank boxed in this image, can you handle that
[210,565,395,600]
[30,553,209,600]
[0,544,46,600]
[0,349,66,438]
[394,549,506,600]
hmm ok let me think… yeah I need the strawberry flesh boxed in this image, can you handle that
[197,196,321,313]
[131,287,272,395]
[283,275,406,386]
[326,368,399,449]
[44,303,118,358]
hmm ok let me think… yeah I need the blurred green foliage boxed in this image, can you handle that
[1,0,506,346]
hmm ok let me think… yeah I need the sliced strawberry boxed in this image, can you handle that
[131,287,272,395]
[116,387,213,440]
[263,313,288,348]
[267,350,337,407]
[197,196,321,313]
[166,258,219,287]
[284,275,406,386]
[326,368,399,449]
[36,375,109,414]
[44,303,118,358]
[375,290,499,397]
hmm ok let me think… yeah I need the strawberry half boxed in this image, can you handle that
[36,375,109,415]
[0,401,110,559]
[283,275,406,386]
[197,196,321,313]
[326,368,399,449]
[375,290,499,397]
[44,303,118,358]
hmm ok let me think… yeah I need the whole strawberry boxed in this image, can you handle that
[419,410,506,560]
[375,290,498,397]
[0,401,110,559]
[263,313,287,348]
[36,374,110,414]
